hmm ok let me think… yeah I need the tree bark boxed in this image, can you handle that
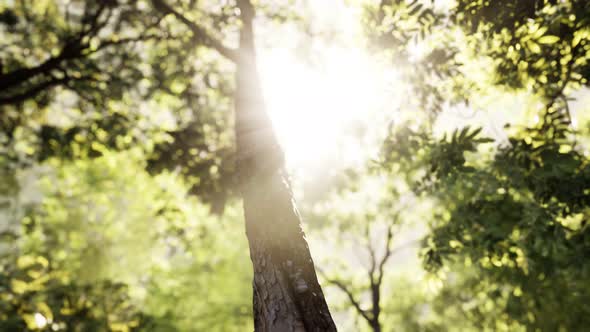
[370,283,381,332]
[234,1,337,331]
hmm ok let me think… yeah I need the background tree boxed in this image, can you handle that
[312,178,421,332]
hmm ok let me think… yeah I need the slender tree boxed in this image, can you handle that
[314,183,421,332]
[149,1,338,330]
[234,1,336,329]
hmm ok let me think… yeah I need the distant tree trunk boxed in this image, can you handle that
[370,284,382,332]
[234,1,337,331]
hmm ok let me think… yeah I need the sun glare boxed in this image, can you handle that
[260,48,402,173]
[255,0,406,176]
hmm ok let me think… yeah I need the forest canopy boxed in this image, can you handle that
[1,0,589,331]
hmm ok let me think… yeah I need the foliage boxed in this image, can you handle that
[0,149,252,331]
[384,119,590,329]
[364,0,463,115]
[0,255,149,332]
[368,0,590,331]
[453,0,590,96]
[0,0,237,209]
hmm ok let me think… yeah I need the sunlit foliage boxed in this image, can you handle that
[1,149,252,331]
[371,0,590,331]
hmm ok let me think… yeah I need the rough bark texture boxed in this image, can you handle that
[234,1,337,331]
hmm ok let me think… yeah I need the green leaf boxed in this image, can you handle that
[537,35,560,44]
[527,40,542,53]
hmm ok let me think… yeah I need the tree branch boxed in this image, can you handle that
[365,223,377,287]
[0,77,71,106]
[91,33,167,54]
[318,268,373,325]
[0,58,60,91]
[151,0,239,62]
[0,2,108,91]
[376,224,394,286]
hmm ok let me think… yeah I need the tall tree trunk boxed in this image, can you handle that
[234,1,337,331]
